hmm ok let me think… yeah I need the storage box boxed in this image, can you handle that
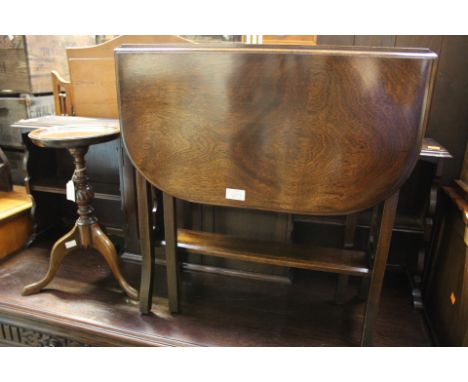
[0,35,95,94]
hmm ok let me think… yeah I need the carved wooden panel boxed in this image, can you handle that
[0,320,89,346]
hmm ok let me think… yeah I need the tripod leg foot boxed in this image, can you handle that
[91,223,138,300]
[22,225,79,296]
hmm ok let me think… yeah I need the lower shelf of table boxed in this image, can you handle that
[157,229,370,277]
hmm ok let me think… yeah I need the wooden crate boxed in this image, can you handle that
[0,35,95,94]
[0,94,54,148]
[0,185,32,259]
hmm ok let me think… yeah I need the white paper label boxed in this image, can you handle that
[65,240,77,249]
[66,180,75,202]
[225,188,246,201]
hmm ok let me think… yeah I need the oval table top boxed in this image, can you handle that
[116,44,438,216]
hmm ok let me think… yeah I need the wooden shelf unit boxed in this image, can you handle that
[30,177,120,202]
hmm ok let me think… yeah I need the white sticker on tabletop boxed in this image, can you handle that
[225,188,246,201]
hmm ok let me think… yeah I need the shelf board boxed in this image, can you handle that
[293,213,425,234]
[158,229,369,277]
[30,178,121,201]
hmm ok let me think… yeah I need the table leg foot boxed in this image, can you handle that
[22,224,79,296]
[91,223,138,300]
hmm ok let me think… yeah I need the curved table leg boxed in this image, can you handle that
[91,223,138,300]
[22,224,80,296]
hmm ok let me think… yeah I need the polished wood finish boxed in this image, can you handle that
[12,116,124,241]
[28,120,119,148]
[361,191,399,346]
[117,45,436,216]
[393,36,466,183]
[295,139,452,309]
[163,193,180,313]
[0,244,431,346]
[0,185,32,258]
[43,35,195,255]
[336,213,359,304]
[22,124,137,300]
[136,169,155,314]
[117,45,437,345]
[165,228,368,277]
[315,35,467,184]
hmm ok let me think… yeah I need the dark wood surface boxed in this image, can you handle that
[184,35,464,278]
[168,228,369,276]
[424,187,468,346]
[22,128,137,301]
[0,241,431,346]
[11,116,125,242]
[117,45,437,345]
[361,191,399,345]
[316,35,468,184]
[27,118,120,149]
[117,44,437,216]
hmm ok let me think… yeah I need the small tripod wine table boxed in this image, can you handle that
[22,122,138,300]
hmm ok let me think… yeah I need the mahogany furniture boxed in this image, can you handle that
[21,117,137,300]
[302,138,452,308]
[11,35,450,291]
[424,186,468,345]
[116,44,437,345]
[0,246,430,346]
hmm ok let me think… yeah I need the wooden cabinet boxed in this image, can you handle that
[424,187,468,346]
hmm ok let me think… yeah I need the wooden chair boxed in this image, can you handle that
[51,35,193,118]
[116,44,437,346]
